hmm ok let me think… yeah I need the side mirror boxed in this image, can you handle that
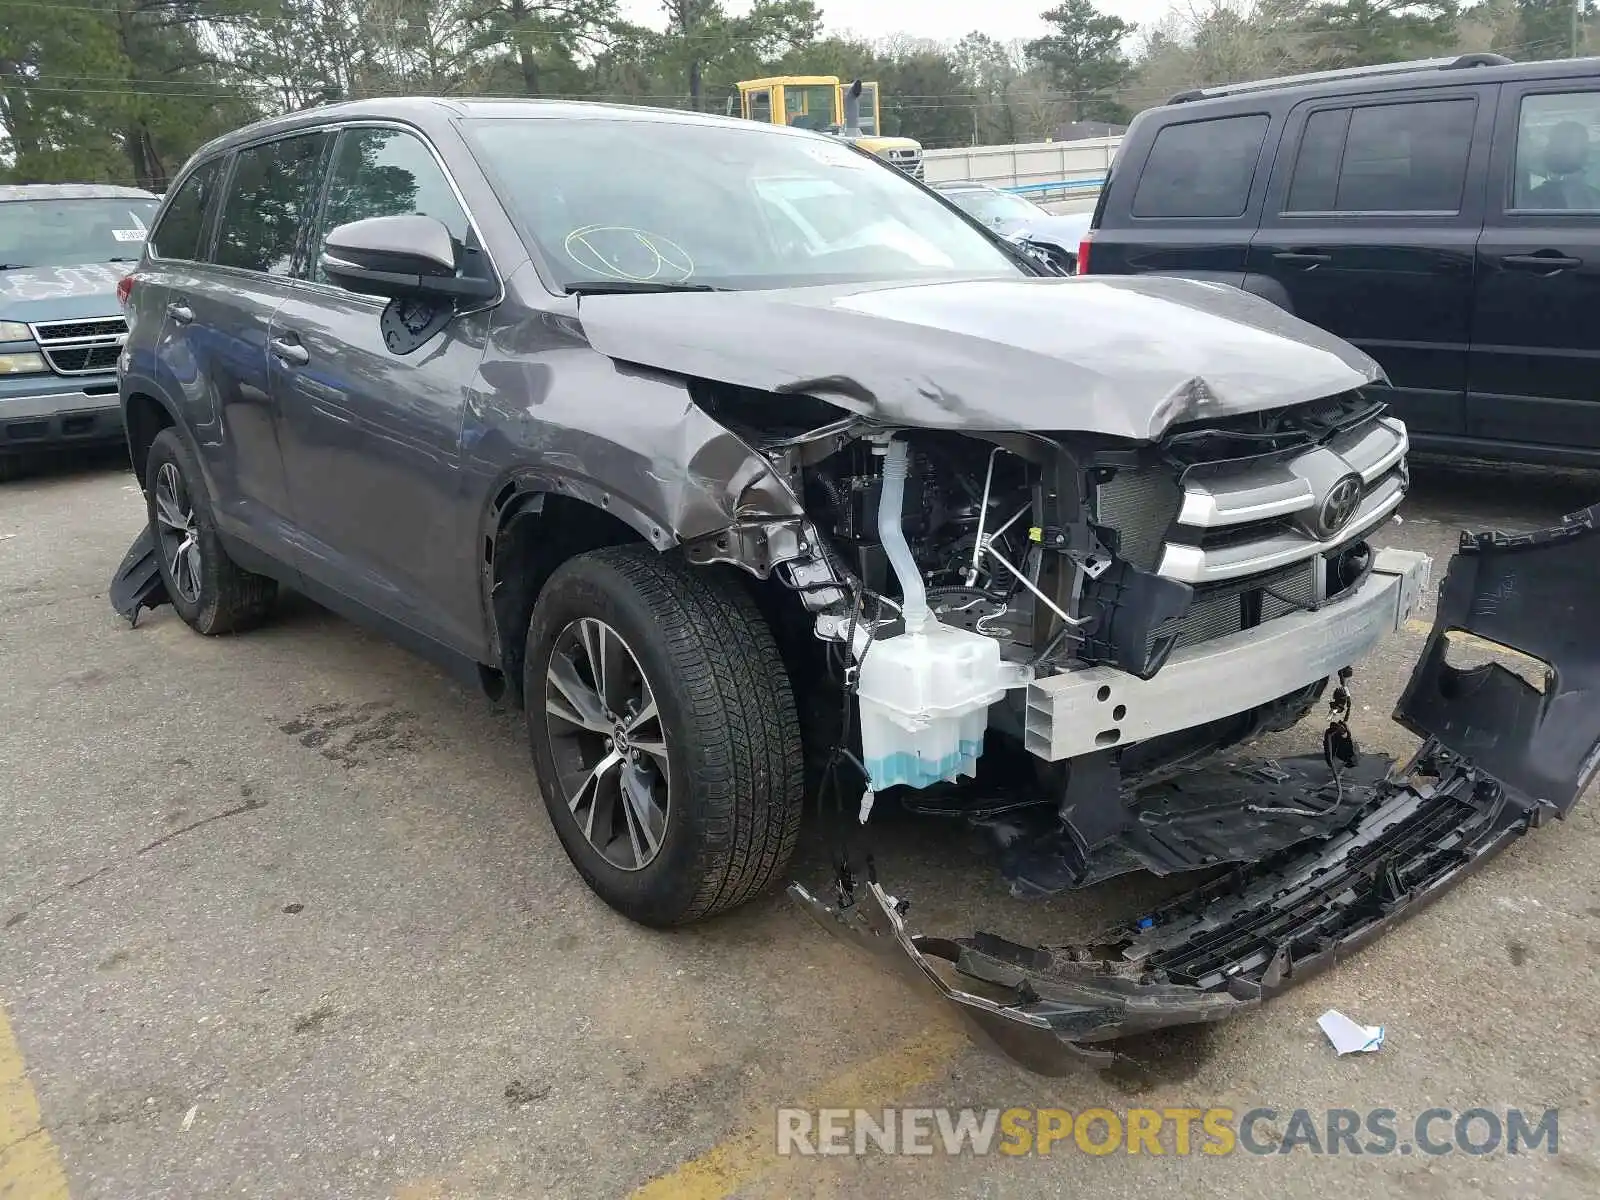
[320,215,496,303]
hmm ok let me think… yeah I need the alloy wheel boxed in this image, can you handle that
[154,461,202,604]
[543,617,670,871]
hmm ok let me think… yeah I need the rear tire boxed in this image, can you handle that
[145,427,277,635]
[524,546,805,927]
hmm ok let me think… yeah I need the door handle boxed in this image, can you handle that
[166,302,193,323]
[269,336,310,366]
[1500,252,1582,271]
[1273,250,1333,265]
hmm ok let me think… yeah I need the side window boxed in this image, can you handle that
[1286,99,1476,214]
[149,159,223,261]
[1285,109,1349,212]
[1512,91,1600,211]
[1132,114,1269,218]
[214,131,331,275]
[312,128,472,284]
[748,89,772,123]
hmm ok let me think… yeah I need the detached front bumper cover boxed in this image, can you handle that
[792,501,1599,1074]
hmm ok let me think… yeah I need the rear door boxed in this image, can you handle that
[1247,86,1495,440]
[1086,109,1274,282]
[147,130,332,557]
[1469,81,1600,456]
[269,123,495,655]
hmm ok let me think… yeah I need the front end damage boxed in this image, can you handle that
[791,501,1599,1073]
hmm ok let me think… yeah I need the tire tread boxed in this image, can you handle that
[535,545,804,924]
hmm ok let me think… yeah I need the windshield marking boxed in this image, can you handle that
[564,225,696,283]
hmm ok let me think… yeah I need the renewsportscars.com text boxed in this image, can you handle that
[775,1106,1560,1158]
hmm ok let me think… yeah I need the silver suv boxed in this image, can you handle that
[108,98,1594,1071]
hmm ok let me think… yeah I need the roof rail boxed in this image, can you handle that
[1165,52,1515,105]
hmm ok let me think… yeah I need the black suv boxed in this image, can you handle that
[1082,53,1600,468]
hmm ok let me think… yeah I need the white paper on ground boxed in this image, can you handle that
[1318,1008,1385,1055]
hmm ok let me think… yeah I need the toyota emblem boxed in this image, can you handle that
[1317,473,1364,538]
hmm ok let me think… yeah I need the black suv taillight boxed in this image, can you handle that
[1076,238,1091,275]
[116,273,135,312]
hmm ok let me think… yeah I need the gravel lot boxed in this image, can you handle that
[2,448,1598,1200]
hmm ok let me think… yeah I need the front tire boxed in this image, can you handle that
[145,427,277,635]
[524,546,804,927]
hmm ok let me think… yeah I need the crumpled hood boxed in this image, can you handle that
[0,263,130,323]
[576,274,1386,441]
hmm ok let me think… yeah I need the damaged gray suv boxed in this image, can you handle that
[113,99,1598,1073]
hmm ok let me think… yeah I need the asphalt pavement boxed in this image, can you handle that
[2,448,1598,1200]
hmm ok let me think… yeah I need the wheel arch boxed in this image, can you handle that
[481,472,672,708]
[124,388,179,490]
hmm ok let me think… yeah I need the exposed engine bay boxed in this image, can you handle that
[690,382,1427,894]
[674,379,1598,1073]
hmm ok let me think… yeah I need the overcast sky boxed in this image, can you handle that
[617,1,1178,47]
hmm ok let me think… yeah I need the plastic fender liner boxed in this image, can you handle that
[109,524,169,626]
[790,501,1599,1075]
[1395,501,1600,817]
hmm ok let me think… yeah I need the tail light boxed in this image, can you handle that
[1076,238,1091,275]
[116,273,135,312]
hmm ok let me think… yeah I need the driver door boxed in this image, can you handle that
[270,124,493,655]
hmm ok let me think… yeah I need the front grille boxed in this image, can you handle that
[886,149,923,178]
[1082,398,1406,667]
[30,316,127,376]
[1157,410,1410,586]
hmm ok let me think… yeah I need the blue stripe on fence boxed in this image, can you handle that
[1001,177,1106,195]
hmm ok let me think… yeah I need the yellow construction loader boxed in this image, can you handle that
[731,76,924,177]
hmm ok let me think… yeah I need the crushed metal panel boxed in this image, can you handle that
[471,313,806,552]
[576,276,1384,441]
[1396,501,1600,816]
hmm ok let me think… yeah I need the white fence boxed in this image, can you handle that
[922,136,1121,201]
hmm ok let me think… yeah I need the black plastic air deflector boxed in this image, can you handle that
[1395,503,1600,817]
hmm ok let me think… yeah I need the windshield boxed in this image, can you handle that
[942,188,1041,225]
[464,117,1019,291]
[0,198,159,269]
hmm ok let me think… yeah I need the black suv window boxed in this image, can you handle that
[312,128,472,285]
[214,131,332,275]
[1512,91,1600,211]
[1286,98,1476,214]
[150,159,223,261]
[1132,114,1269,218]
